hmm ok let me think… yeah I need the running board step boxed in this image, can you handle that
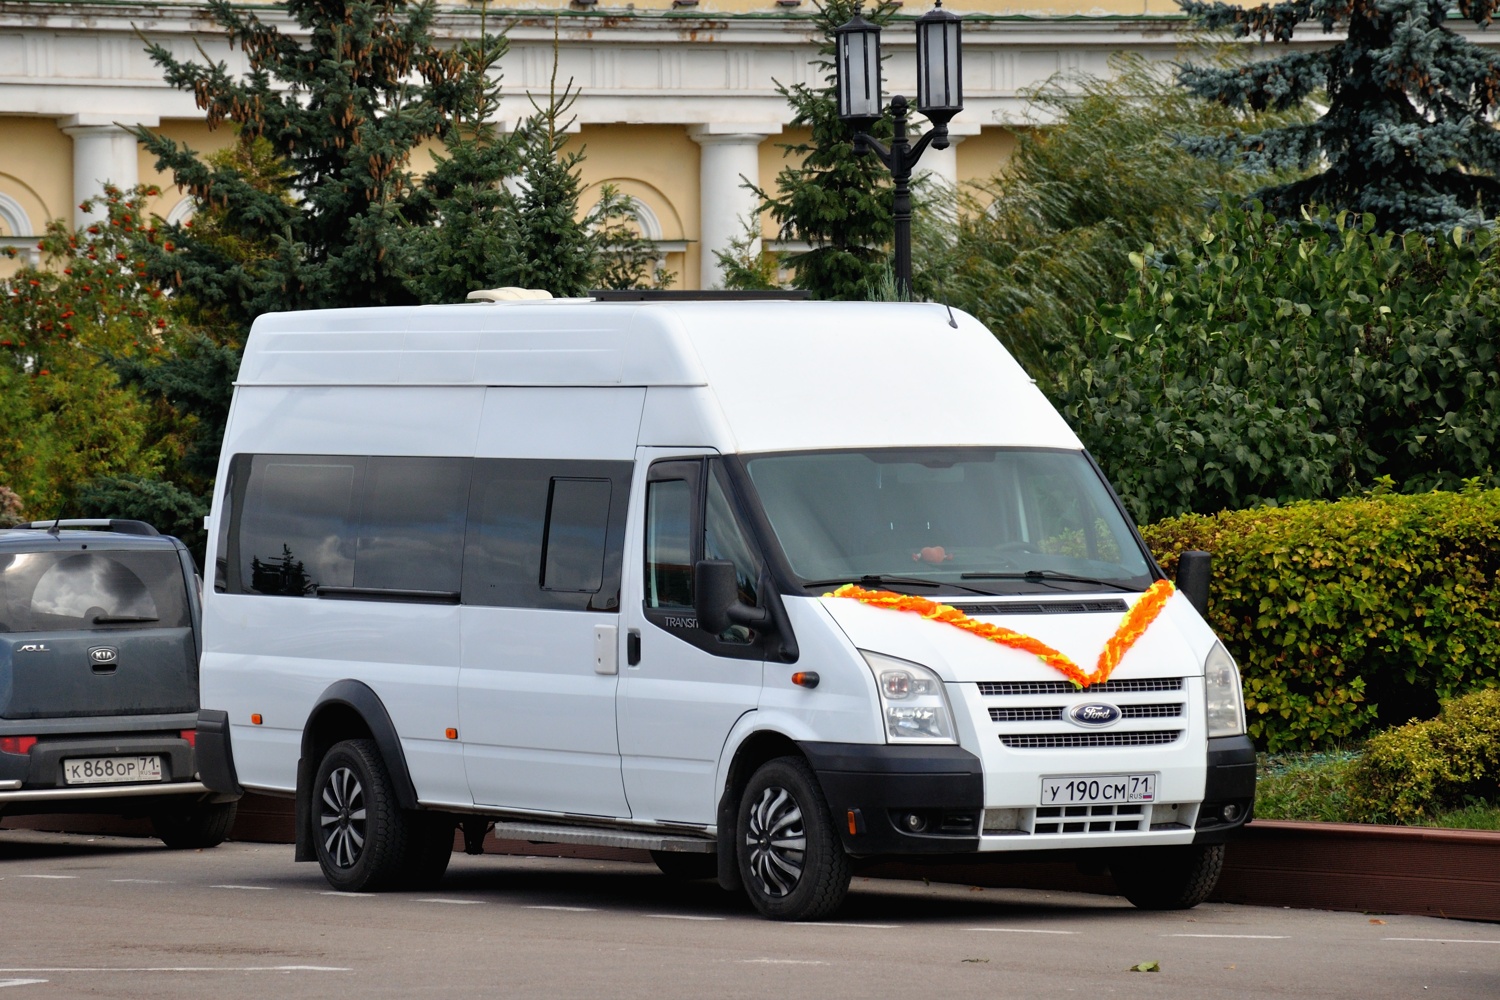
[489,820,716,854]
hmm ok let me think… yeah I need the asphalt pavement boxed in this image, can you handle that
[0,830,1495,999]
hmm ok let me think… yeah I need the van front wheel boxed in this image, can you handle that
[1110,843,1225,910]
[312,738,413,892]
[736,757,851,921]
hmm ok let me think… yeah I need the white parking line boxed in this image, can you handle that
[792,922,899,929]
[415,898,484,905]
[111,879,167,884]
[16,875,76,880]
[317,891,377,898]
[967,927,1077,935]
[211,884,272,891]
[0,980,46,989]
[1166,934,1288,940]
[740,959,829,965]
[1382,937,1500,945]
[648,914,725,921]
[0,967,348,974]
[526,905,598,912]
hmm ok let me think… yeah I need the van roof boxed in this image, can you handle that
[239,300,1081,452]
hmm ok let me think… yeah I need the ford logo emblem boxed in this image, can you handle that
[89,646,118,665]
[1068,703,1121,727]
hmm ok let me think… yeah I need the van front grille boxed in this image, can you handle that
[989,707,1062,723]
[1000,731,1182,749]
[978,678,1184,696]
[1033,803,1145,834]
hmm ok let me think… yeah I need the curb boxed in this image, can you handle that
[10,798,1499,923]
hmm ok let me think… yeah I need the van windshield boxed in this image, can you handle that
[742,448,1154,596]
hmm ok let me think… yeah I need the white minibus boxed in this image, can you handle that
[193,295,1253,920]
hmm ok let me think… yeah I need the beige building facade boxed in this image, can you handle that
[0,0,1321,287]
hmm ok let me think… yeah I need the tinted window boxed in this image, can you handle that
[355,458,470,594]
[240,456,361,596]
[541,479,612,593]
[645,477,694,610]
[0,549,191,633]
[705,463,760,608]
[462,459,630,611]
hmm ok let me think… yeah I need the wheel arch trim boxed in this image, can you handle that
[294,680,419,862]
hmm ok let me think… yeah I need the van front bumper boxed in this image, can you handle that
[1192,733,1256,844]
[801,742,985,855]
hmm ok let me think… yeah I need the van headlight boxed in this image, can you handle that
[1204,642,1247,738]
[861,651,956,744]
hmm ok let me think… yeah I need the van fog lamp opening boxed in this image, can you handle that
[861,651,956,744]
[1204,642,1247,738]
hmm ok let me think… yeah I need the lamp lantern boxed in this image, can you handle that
[835,10,884,132]
[915,1,963,126]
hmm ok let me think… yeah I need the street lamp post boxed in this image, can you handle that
[835,2,963,300]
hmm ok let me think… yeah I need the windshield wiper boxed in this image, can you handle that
[960,570,1138,593]
[92,614,160,624]
[802,574,995,596]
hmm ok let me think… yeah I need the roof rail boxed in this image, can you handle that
[20,519,161,537]
[587,289,811,302]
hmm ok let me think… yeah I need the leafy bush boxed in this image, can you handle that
[1143,486,1500,751]
[915,55,1301,386]
[1062,205,1500,524]
[1348,688,1500,823]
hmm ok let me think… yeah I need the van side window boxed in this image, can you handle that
[356,458,470,594]
[241,456,363,596]
[645,473,696,611]
[541,479,613,593]
[463,459,630,612]
[705,462,761,608]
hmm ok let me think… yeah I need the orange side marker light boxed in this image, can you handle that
[250,713,262,725]
[445,728,458,740]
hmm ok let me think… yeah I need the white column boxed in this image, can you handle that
[915,121,981,199]
[59,114,159,228]
[688,123,782,289]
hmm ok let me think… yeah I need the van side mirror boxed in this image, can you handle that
[694,560,769,634]
[1175,550,1211,617]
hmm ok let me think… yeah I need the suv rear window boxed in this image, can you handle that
[0,550,192,633]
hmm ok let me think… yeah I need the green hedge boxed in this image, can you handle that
[1141,486,1500,751]
[1348,688,1500,823]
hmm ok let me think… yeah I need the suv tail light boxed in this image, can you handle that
[179,729,197,748]
[0,736,37,755]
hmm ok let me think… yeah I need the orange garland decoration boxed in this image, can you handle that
[825,579,1177,689]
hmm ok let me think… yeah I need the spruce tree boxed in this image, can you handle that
[1178,0,1500,231]
[752,0,899,299]
[133,0,498,329]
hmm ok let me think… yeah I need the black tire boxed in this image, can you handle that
[312,738,417,892]
[1110,843,1225,910]
[152,800,238,849]
[402,813,455,890]
[650,849,718,881]
[736,756,851,921]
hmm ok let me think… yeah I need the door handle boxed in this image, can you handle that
[627,629,642,666]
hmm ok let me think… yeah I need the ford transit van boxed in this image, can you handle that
[195,296,1254,920]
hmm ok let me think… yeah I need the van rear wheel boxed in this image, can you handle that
[736,756,850,921]
[312,738,414,892]
[1110,843,1225,910]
